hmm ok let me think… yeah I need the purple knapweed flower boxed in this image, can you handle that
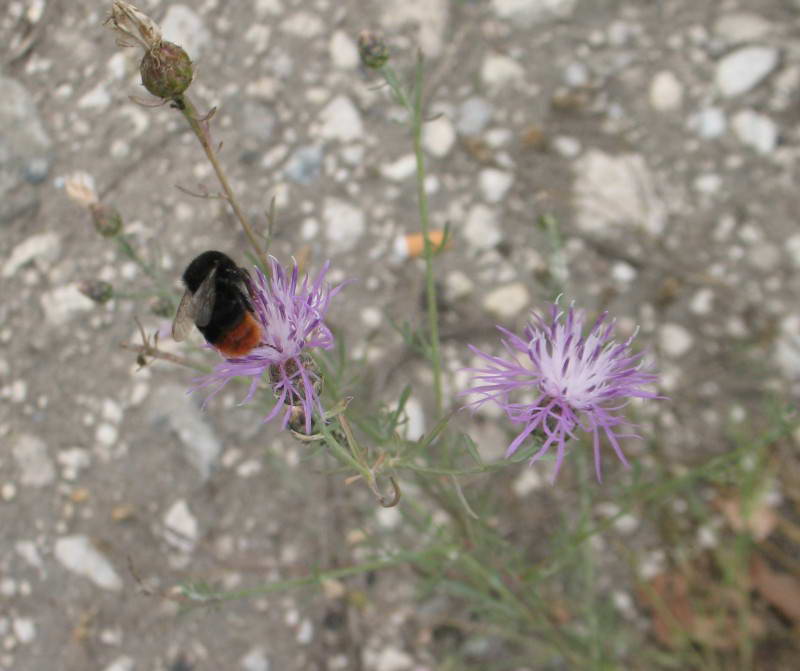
[462,302,661,482]
[191,257,345,434]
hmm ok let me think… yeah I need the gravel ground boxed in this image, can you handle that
[2,0,800,669]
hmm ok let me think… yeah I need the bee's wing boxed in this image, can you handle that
[171,289,196,341]
[171,265,218,341]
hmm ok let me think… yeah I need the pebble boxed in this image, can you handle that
[12,434,55,487]
[244,24,271,53]
[445,270,475,300]
[40,285,96,326]
[148,385,222,480]
[483,282,530,319]
[481,53,525,89]
[374,647,414,671]
[380,154,417,182]
[512,468,544,496]
[163,500,199,552]
[284,145,323,185]
[689,288,714,315]
[464,204,502,250]
[649,70,683,111]
[457,97,493,135]
[329,30,358,69]
[281,12,324,38]
[402,397,426,441]
[316,95,363,143]
[323,198,365,253]
[693,173,722,195]
[715,46,779,97]
[573,150,666,236]
[479,168,514,203]
[732,109,778,154]
[563,62,590,87]
[103,656,135,671]
[241,647,271,671]
[713,13,772,43]
[491,0,578,26]
[659,323,693,358]
[12,618,35,645]
[687,107,727,139]
[54,535,123,591]
[422,116,456,157]
[0,75,52,223]
[77,84,111,111]
[381,0,448,58]
[3,232,61,278]
[161,5,211,60]
[552,135,581,158]
[296,618,314,645]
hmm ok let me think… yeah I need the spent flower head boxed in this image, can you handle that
[462,301,662,482]
[192,258,346,434]
[357,30,390,69]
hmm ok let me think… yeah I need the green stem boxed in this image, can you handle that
[577,450,601,668]
[175,94,269,269]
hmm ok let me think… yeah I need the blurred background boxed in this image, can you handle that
[2,1,800,669]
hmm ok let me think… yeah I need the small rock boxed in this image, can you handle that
[483,283,530,319]
[380,154,417,181]
[732,109,778,154]
[284,145,323,185]
[329,30,358,69]
[77,84,111,111]
[323,198,365,253]
[54,535,123,591]
[3,232,61,278]
[563,62,590,87]
[659,323,693,358]
[241,647,270,671]
[694,173,722,194]
[281,12,324,38]
[103,656,134,671]
[464,204,502,250]
[12,618,35,644]
[551,135,581,158]
[687,107,727,139]
[481,53,525,89]
[12,434,55,487]
[513,468,544,496]
[649,70,683,111]
[381,0,449,58]
[148,385,222,480]
[423,116,456,157]
[715,46,779,97]
[40,285,95,326]
[375,646,414,671]
[296,618,314,645]
[457,97,493,135]
[479,169,514,203]
[161,5,211,60]
[163,500,198,552]
[402,397,426,441]
[317,95,363,143]
[492,0,578,26]
[713,13,772,43]
[445,270,475,300]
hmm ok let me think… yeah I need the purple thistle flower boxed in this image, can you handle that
[191,257,345,434]
[462,302,661,482]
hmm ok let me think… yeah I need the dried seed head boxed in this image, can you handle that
[357,30,389,70]
[89,202,123,237]
[79,280,114,304]
[107,0,162,51]
[140,41,193,99]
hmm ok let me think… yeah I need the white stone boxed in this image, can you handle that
[40,285,95,326]
[3,232,61,278]
[15,541,43,569]
[317,95,363,143]
[323,198,365,253]
[552,135,581,157]
[786,234,800,267]
[483,283,530,319]
[492,0,578,26]
[375,647,414,671]
[463,204,502,250]
[457,97,493,135]
[77,84,111,110]
[659,323,693,358]
[481,53,525,89]
[244,24,271,53]
[161,5,211,60]
[689,288,714,315]
[12,618,35,644]
[241,647,270,671]
[54,535,123,591]
[163,500,198,552]
[649,70,683,111]
[715,46,779,98]
[381,0,449,58]
[380,154,417,181]
[513,468,544,496]
[104,656,134,671]
[713,13,772,43]
[423,116,456,157]
[479,168,514,203]
[611,262,637,283]
[13,434,55,487]
[694,173,722,194]
[445,270,475,300]
[329,30,358,69]
[732,109,778,154]
[96,423,119,447]
[688,107,727,139]
[573,150,666,236]
[281,12,324,37]
[563,62,589,87]
[403,397,426,441]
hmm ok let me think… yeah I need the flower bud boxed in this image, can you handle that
[89,202,123,237]
[79,280,114,304]
[357,30,389,70]
[140,41,193,99]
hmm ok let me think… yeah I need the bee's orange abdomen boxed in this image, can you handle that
[214,312,262,358]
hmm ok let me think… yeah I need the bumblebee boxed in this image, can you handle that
[172,250,262,357]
